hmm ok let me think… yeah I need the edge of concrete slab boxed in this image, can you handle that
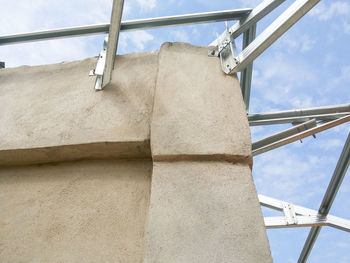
[0,140,151,166]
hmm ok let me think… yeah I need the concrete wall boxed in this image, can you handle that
[0,160,152,263]
[0,43,272,262]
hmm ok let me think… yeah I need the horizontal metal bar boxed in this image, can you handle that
[249,112,350,126]
[327,214,350,233]
[210,0,285,46]
[121,9,252,31]
[252,115,350,156]
[264,215,328,229]
[232,0,320,72]
[298,132,350,263]
[0,24,110,46]
[252,119,316,151]
[0,9,251,46]
[249,103,350,126]
[265,215,350,232]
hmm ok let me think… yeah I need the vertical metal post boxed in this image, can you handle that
[298,133,350,263]
[102,0,124,89]
[240,23,256,111]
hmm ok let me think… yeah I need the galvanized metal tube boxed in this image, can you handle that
[249,104,350,126]
[252,119,317,151]
[252,115,350,156]
[0,9,251,46]
[240,23,256,111]
[232,0,321,72]
[210,0,285,46]
[102,0,124,88]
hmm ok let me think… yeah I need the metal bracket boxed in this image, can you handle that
[89,36,108,91]
[208,22,238,74]
[282,202,298,225]
[259,194,350,232]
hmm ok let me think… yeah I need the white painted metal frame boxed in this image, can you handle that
[259,195,350,232]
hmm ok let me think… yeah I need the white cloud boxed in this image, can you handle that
[344,21,350,34]
[0,0,114,67]
[288,96,313,108]
[276,32,317,54]
[239,0,262,7]
[119,30,154,52]
[253,147,329,204]
[309,1,350,21]
[170,30,190,42]
[122,2,132,18]
[312,138,345,150]
[327,65,350,91]
[136,0,156,11]
[0,37,97,67]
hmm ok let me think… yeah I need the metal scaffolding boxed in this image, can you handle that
[0,0,349,261]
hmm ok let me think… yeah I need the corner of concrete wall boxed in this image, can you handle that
[144,42,272,263]
[0,42,271,263]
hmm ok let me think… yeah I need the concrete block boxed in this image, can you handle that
[0,52,158,165]
[144,161,272,263]
[0,160,152,263]
[151,42,251,163]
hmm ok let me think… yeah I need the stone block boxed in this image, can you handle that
[151,43,251,163]
[144,161,272,263]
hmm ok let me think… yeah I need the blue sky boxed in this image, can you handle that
[1,0,349,262]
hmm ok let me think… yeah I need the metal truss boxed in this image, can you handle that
[1,0,349,261]
[252,115,350,156]
[257,130,349,263]
[249,103,350,126]
[297,133,350,262]
[259,195,350,232]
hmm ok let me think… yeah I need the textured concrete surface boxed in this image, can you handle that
[0,51,158,165]
[0,159,152,263]
[144,162,272,263]
[145,43,272,262]
[0,42,272,262]
[151,43,251,163]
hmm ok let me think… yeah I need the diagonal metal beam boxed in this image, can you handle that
[209,0,286,46]
[101,0,124,88]
[249,103,350,126]
[231,0,320,73]
[252,118,317,152]
[252,116,350,156]
[298,132,350,263]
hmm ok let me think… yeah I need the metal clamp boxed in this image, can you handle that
[208,22,238,74]
[282,202,298,225]
[89,36,108,91]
